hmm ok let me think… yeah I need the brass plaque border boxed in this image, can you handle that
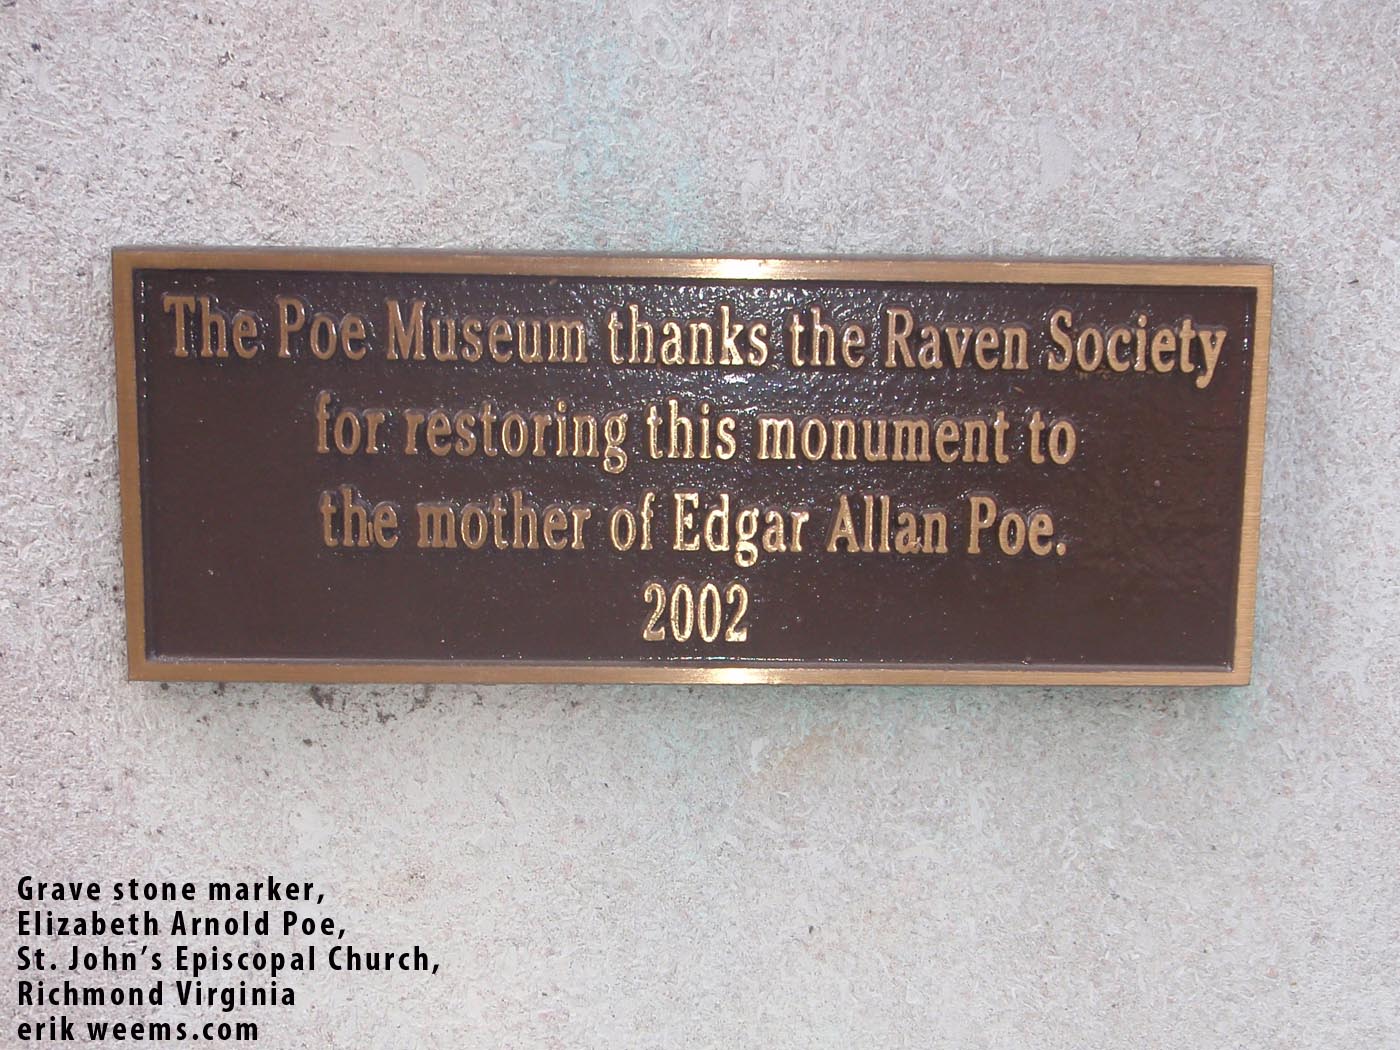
[113,249,1272,686]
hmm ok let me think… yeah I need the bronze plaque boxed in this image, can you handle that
[114,250,1270,685]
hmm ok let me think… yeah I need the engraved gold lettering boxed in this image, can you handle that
[415,493,590,552]
[320,486,397,549]
[163,293,196,357]
[198,296,227,358]
[231,311,260,359]
[640,580,751,644]
[1047,308,1074,371]
[386,299,426,361]
[883,307,914,368]
[1195,327,1226,388]
[276,296,306,358]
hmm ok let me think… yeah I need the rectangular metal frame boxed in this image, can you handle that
[114,249,1271,685]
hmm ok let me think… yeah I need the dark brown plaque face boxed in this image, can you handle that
[113,250,1270,685]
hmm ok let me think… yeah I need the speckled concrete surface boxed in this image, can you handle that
[2,2,1398,1047]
